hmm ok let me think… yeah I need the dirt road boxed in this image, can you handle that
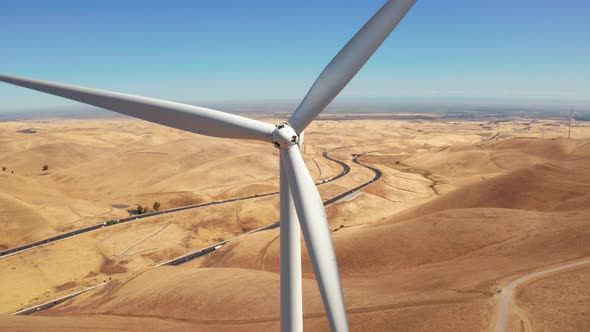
[494,257,590,332]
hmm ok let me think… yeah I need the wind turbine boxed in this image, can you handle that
[0,1,416,330]
[568,107,574,139]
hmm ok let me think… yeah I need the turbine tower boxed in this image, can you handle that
[0,1,416,330]
[568,107,574,139]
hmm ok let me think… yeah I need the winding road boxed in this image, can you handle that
[157,148,381,267]
[493,257,590,332]
[0,149,352,259]
[10,145,382,315]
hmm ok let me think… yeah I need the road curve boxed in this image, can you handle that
[494,257,590,332]
[11,148,382,314]
[0,150,350,259]
[158,149,381,267]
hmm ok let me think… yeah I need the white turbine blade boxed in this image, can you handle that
[281,145,348,332]
[279,157,303,332]
[0,74,274,141]
[288,0,416,133]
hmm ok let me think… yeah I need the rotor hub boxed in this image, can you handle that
[272,123,299,149]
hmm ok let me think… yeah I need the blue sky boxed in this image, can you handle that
[1,0,589,112]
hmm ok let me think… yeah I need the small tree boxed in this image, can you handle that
[42,165,48,171]
[153,202,161,211]
[136,204,144,214]
[1,166,6,171]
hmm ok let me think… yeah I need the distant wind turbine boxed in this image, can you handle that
[568,107,574,139]
[0,1,416,330]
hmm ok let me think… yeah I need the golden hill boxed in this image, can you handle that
[1,118,589,331]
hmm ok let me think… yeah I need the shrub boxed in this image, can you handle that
[42,165,48,171]
[153,202,161,211]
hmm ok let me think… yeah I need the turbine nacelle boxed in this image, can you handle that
[272,123,299,149]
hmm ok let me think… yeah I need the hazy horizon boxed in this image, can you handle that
[1,96,587,123]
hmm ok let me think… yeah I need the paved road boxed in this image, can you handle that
[11,282,109,316]
[11,148,382,314]
[158,150,380,267]
[324,153,381,207]
[494,257,590,332]
[474,132,500,146]
[0,150,350,259]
